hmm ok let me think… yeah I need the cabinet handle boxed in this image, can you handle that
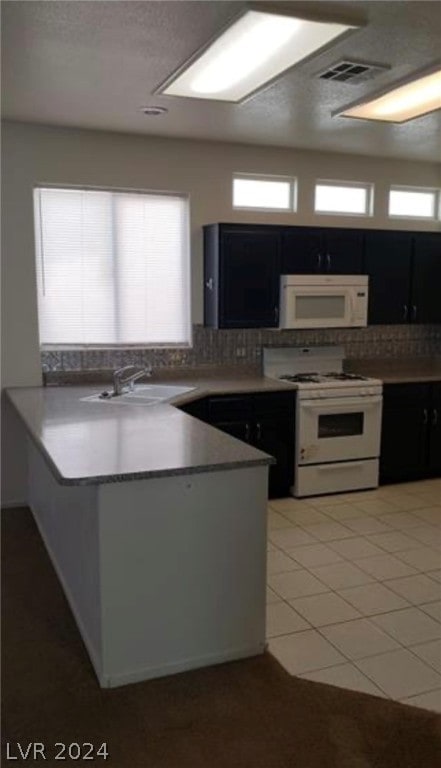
[326,253,331,272]
[412,305,417,321]
[205,277,214,291]
[245,423,251,441]
[433,409,438,426]
[423,408,428,425]
[403,304,408,321]
[274,305,279,324]
[256,422,261,440]
[317,254,322,272]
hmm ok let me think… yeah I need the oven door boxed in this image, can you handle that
[297,395,382,465]
[281,286,354,329]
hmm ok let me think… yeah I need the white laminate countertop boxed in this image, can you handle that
[7,382,292,486]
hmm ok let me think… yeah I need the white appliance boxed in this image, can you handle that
[279,274,368,329]
[263,346,382,498]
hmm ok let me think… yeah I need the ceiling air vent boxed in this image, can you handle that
[317,60,390,84]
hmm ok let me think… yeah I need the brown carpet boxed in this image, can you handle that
[2,508,441,768]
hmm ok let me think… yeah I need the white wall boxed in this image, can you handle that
[1,120,440,504]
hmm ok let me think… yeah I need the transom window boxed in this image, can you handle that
[388,186,439,219]
[232,174,297,211]
[33,186,191,347]
[314,180,373,216]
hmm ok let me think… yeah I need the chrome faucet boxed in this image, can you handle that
[112,365,152,396]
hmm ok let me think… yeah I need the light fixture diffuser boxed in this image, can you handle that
[338,66,441,123]
[159,9,358,102]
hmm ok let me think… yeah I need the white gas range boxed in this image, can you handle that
[263,346,383,498]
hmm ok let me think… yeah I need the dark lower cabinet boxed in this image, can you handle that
[206,392,296,498]
[412,233,441,324]
[380,382,441,483]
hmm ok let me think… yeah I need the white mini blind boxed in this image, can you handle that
[34,187,191,346]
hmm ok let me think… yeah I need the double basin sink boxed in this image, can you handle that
[81,384,196,407]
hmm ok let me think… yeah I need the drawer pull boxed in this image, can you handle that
[433,408,438,426]
[423,408,428,425]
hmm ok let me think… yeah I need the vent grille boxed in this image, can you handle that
[317,60,390,84]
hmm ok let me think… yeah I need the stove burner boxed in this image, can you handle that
[279,373,321,383]
[279,371,369,383]
[322,372,369,381]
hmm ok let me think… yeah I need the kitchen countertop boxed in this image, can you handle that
[345,356,441,384]
[7,375,296,486]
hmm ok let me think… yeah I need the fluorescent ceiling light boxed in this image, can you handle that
[339,67,441,123]
[160,9,357,102]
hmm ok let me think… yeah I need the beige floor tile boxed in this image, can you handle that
[407,524,441,548]
[378,494,428,511]
[337,583,410,616]
[267,550,302,575]
[288,592,361,628]
[266,602,310,638]
[378,511,424,530]
[287,542,343,568]
[410,506,441,525]
[355,649,441,699]
[266,586,281,604]
[301,521,354,542]
[299,662,387,698]
[268,569,329,600]
[372,607,441,645]
[366,531,421,554]
[267,510,293,530]
[384,574,441,605]
[420,600,441,622]
[310,561,375,590]
[280,507,330,526]
[269,498,312,513]
[396,546,441,572]
[268,629,346,675]
[315,503,365,521]
[410,639,441,673]
[351,498,399,516]
[321,618,399,660]
[269,526,317,550]
[344,517,393,535]
[428,570,441,583]
[356,553,416,580]
[401,688,441,713]
[329,536,385,560]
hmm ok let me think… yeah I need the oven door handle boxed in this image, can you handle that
[316,461,367,471]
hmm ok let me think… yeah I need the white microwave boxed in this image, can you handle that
[279,274,368,329]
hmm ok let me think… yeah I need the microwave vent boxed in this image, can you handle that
[316,60,390,84]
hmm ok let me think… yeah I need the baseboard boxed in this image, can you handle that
[1,499,28,509]
[100,643,266,688]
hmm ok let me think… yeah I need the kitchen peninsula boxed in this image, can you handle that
[7,383,276,688]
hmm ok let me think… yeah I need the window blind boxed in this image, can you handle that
[34,187,191,346]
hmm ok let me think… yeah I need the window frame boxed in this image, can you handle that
[33,183,192,350]
[232,173,297,213]
[388,185,440,221]
[314,179,374,217]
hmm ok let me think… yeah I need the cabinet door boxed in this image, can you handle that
[219,229,280,328]
[428,383,441,475]
[324,228,364,274]
[411,233,441,324]
[380,384,429,483]
[281,227,323,273]
[211,420,251,444]
[364,231,412,324]
[252,416,294,498]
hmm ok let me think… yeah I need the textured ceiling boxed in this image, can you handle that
[2,0,441,162]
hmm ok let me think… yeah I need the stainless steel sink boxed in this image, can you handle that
[81,384,196,406]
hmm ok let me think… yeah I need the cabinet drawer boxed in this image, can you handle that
[207,391,295,420]
[383,383,430,405]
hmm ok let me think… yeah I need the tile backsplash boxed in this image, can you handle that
[42,324,441,373]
